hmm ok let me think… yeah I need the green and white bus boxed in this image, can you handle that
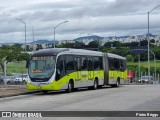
[26,48,127,93]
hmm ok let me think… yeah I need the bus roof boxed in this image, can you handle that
[65,48,102,56]
[107,53,126,60]
[32,48,102,57]
[32,48,69,57]
[31,48,126,60]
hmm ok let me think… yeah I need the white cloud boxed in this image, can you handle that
[0,0,160,43]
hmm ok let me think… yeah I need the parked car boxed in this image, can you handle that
[0,76,4,85]
[139,76,154,84]
[5,76,16,84]
[14,74,29,84]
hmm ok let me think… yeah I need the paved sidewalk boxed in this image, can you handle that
[0,85,38,98]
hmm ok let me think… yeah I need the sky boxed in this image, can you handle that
[0,0,160,43]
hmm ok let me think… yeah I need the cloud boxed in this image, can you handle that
[0,0,160,43]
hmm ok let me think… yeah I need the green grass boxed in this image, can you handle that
[127,60,160,74]
[127,60,160,67]
[0,62,27,75]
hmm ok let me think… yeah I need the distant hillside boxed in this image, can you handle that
[20,33,158,45]
[74,35,104,41]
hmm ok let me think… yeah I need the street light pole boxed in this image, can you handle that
[53,21,68,48]
[150,49,156,84]
[147,12,150,82]
[16,18,27,52]
[138,39,141,82]
[147,5,160,81]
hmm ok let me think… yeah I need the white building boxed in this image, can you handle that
[58,40,75,45]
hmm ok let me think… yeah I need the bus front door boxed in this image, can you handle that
[74,57,81,87]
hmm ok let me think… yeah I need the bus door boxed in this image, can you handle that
[56,55,66,81]
[74,57,81,81]
[88,57,94,80]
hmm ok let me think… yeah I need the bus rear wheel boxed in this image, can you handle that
[116,79,120,87]
[93,79,98,90]
[111,79,120,87]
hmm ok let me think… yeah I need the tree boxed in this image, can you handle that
[104,41,123,48]
[151,46,160,60]
[0,46,29,72]
[17,53,30,62]
[0,46,22,63]
[126,55,134,62]
[88,40,99,48]
[58,41,85,49]
[13,43,23,49]
[58,43,75,48]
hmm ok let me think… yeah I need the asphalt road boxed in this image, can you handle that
[0,85,160,120]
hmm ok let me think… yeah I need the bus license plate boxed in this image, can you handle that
[37,86,42,90]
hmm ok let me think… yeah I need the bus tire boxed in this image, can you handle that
[93,79,98,90]
[111,79,120,87]
[115,79,119,87]
[110,78,120,87]
[66,81,73,93]
[115,78,120,87]
[42,90,48,94]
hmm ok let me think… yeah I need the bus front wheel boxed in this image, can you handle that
[66,81,73,93]
[42,90,48,94]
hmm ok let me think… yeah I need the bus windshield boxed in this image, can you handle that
[28,56,56,80]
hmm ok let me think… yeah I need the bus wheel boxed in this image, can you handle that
[111,79,120,88]
[66,81,73,93]
[93,79,98,90]
[115,79,120,87]
[112,79,120,87]
[42,90,48,94]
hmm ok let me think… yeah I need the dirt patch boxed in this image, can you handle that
[0,86,33,97]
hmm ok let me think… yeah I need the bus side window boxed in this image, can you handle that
[122,60,126,71]
[114,59,119,70]
[119,59,126,71]
[119,59,123,71]
[99,57,103,69]
[93,57,99,70]
[108,58,115,70]
[74,57,81,71]
[65,56,74,73]
[81,57,87,70]
[93,57,103,70]
[56,56,66,80]
[88,57,93,71]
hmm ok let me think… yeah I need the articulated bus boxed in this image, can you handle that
[26,48,127,93]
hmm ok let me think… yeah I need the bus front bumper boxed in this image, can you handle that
[26,81,61,91]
